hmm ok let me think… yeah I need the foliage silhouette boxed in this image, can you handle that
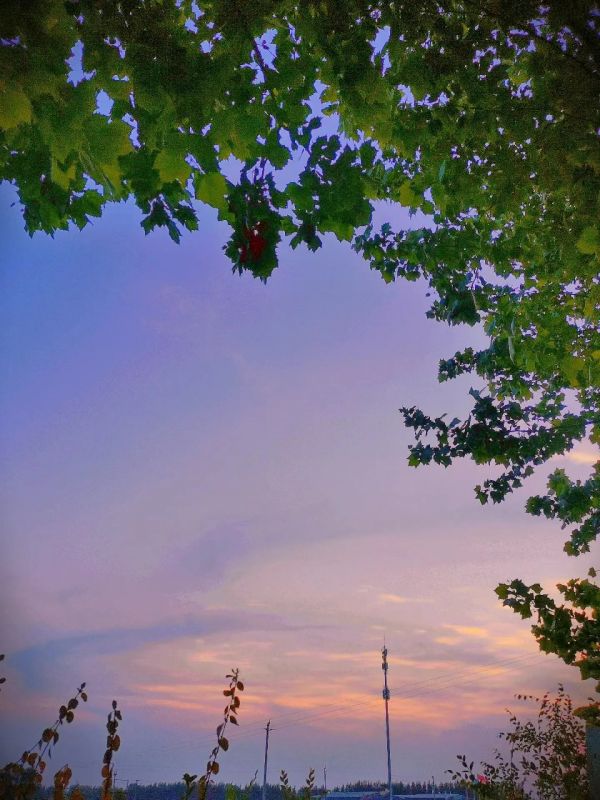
[279,768,315,800]
[0,676,87,800]
[101,700,123,800]
[182,669,244,800]
[448,685,588,799]
[0,666,243,800]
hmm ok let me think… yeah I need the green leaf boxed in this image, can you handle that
[0,87,32,129]
[495,584,509,600]
[576,226,600,255]
[51,159,76,190]
[265,131,290,169]
[155,149,192,186]
[561,356,586,387]
[84,117,133,190]
[506,63,529,86]
[398,181,419,207]
[195,172,228,210]
[327,219,355,242]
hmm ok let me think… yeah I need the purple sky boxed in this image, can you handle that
[0,185,597,788]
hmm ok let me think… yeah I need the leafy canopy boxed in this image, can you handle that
[1,1,599,691]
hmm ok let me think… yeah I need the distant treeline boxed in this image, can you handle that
[340,781,459,794]
[35,780,461,800]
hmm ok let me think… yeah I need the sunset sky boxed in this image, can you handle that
[1,183,597,788]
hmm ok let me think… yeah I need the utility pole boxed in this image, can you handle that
[381,645,392,800]
[262,720,271,800]
[588,724,600,800]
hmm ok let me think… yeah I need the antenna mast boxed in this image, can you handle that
[381,645,392,800]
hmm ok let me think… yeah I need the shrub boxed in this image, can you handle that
[448,685,588,800]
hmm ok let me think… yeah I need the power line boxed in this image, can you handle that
[128,648,542,763]
[152,653,539,748]
[270,650,542,732]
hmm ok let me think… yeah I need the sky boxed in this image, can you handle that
[0,184,597,789]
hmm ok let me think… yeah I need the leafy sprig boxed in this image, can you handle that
[182,669,244,800]
[0,681,87,800]
[101,700,123,800]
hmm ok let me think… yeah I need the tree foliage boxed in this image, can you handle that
[1,2,599,689]
[449,686,589,800]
